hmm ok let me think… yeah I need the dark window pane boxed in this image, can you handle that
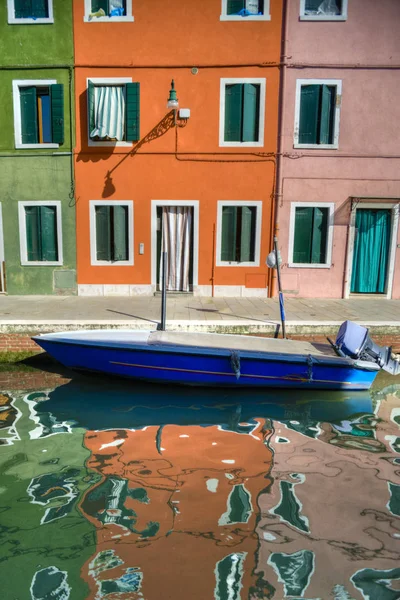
[305,0,342,16]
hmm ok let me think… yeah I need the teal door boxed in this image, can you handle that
[350,209,391,294]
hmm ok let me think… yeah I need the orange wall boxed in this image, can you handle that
[73,1,283,289]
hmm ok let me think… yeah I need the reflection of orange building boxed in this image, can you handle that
[80,420,273,598]
[73,0,283,297]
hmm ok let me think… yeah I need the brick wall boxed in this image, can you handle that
[0,333,43,354]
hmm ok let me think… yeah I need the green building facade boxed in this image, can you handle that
[0,0,76,294]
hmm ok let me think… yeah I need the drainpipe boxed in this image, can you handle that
[270,0,288,298]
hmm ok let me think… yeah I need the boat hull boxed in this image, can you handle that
[33,334,379,391]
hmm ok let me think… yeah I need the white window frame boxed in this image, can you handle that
[288,202,334,268]
[90,200,134,266]
[300,0,348,21]
[294,79,342,149]
[87,77,133,147]
[220,0,271,21]
[18,201,63,266]
[13,79,59,150]
[219,78,266,147]
[7,0,54,24]
[84,0,134,22]
[216,200,262,267]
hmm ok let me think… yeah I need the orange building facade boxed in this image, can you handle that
[73,0,283,297]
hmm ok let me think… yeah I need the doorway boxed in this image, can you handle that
[152,201,199,293]
[347,203,399,297]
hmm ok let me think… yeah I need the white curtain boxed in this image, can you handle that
[90,86,125,141]
[159,206,192,292]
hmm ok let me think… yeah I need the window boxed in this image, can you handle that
[87,78,140,146]
[7,0,54,24]
[90,201,134,266]
[84,0,133,22]
[300,0,348,20]
[294,79,342,148]
[13,80,64,149]
[220,0,270,20]
[220,78,266,147]
[217,201,262,266]
[289,203,334,268]
[18,202,63,266]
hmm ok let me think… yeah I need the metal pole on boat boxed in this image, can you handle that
[160,250,167,331]
[274,236,286,339]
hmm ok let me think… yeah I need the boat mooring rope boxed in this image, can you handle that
[230,351,241,380]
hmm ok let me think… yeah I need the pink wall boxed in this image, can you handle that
[277,0,400,298]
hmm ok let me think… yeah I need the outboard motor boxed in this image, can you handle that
[335,321,400,376]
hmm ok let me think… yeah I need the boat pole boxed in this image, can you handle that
[160,251,167,331]
[274,236,286,339]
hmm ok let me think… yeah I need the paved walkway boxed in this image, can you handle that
[0,295,399,334]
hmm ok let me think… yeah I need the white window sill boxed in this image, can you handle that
[300,15,347,21]
[8,17,54,24]
[84,15,134,23]
[289,263,331,269]
[16,143,59,149]
[293,143,339,150]
[92,260,134,267]
[216,261,259,267]
[220,14,271,21]
[88,139,133,148]
[220,141,264,148]
[21,260,63,266]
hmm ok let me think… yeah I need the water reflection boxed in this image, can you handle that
[0,371,399,599]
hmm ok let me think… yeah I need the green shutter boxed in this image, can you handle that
[311,207,328,263]
[221,206,238,261]
[40,206,58,261]
[32,0,49,18]
[319,85,335,145]
[14,0,32,18]
[298,85,319,144]
[242,84,260,142]
[20,86,38,145]
[224,84,243,142]
[293,207,313,263]
[112,206,128,261]
[50,84,64,145]
[88,81,95,138]
[95,206,111,261]
[125,83,140,142]
[239,206,256,262]
[227,0,244,14]
[91,0,109,13]
[25,206,41,261]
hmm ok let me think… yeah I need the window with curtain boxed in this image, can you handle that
[221,205,257,263]
[292,206,329,264]
[298,84,336,145]
[90,0,126,18]
[17,83,64,146]
[24,205,58,262]
[95,205,129,262]
[226,0,264,16]
[224,83,260,142]
[304,0,342,16]
[11,0,50,20]
[87,82,140,142]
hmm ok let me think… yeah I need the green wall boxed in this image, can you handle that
[0,1,73,66]
[0,2,76,294]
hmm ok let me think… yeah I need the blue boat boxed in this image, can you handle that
[32,321,399,391]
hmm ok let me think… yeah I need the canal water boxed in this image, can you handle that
[0,364,399,600]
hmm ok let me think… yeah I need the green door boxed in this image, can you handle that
[350,209,391,294]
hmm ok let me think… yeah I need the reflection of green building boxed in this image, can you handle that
[0,1,76,294]
[0,392,96,599]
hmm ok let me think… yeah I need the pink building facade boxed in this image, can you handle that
[276,0,400,299]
